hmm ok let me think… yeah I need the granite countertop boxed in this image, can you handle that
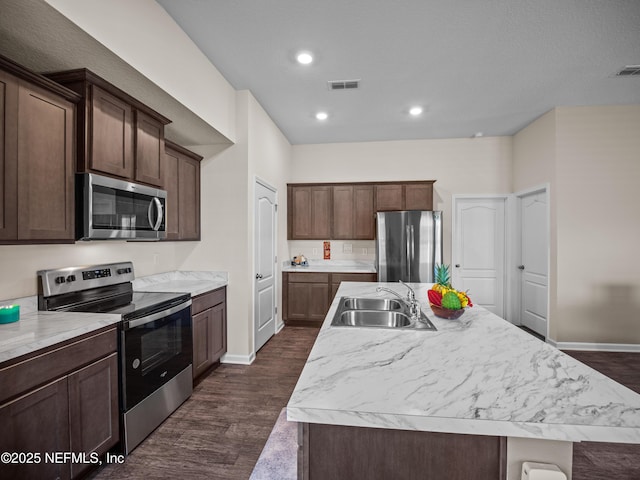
[0,270,227,365]
[133,270,228,296]
[282,260,376,274]
[287,282,640,444]
[0,309,121,365]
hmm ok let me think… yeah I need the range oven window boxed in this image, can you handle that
[140,321,182,376]
[121,303,192,411]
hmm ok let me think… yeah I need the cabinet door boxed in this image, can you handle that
[68,353,119,478]
[375,184,403,211]
[330,273,378,302]
[0,69,18,241]
[163,148,180,240]
[308,283,330,321]
[0,377,71,480]
[332,185,354,239]
[289,185,331,239]
[405,183,433,210]
[135,110,165,187]
[178,155,201,240]
[354,185,375,239]
[17,82,75,241]
[311,186,331,238]
[89,85,134,179]
[210,302,227,363]
[192,309,212,379]
[287,282,311,320]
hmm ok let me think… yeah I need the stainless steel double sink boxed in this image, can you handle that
[330,297,437,331]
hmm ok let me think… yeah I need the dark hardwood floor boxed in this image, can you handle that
[89,326,318,480]
[564,350,640,480]
[89,328,639,479]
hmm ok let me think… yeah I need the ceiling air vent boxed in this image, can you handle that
[615,65,640,77]
[328,79,360,90]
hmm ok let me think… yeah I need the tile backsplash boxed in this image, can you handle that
[288,240,375,262]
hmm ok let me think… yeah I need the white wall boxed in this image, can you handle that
[290,136,513,264]
[513,105,640,344]
[44,0,237,142]
[554,105,640,343]
[513,110,558,339]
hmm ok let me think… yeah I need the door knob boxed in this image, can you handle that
[454,264,460,268]
[518,265,525,270]
[256,273,263,279]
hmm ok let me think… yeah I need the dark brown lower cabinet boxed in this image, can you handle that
[283,272,377,326]
[0,328,119,480]
[68,353,119,478]
[0,377,71,480]
[192,287,227,381]
[299,423,506,480]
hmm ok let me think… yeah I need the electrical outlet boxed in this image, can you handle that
[153,253,160,265]
[343,243,353,254]
[312,248,318,256]
[362,248,368,254]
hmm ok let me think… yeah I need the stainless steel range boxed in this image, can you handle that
[37,261,193,455]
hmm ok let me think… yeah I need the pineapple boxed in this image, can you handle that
[432,264,451,292]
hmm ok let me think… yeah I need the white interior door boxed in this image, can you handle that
[519,190,549,337]
[452,197,506,317]
[254,180,277,352]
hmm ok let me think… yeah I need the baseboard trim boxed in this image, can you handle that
[276,321,285,334]
[220,352,256,365]
[549,339,640,353]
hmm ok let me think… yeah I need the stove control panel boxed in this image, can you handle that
[83,268,112,281]
[38,261,135,298]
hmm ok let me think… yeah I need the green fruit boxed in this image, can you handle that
[434,264,451,287]
[442,291,462,310]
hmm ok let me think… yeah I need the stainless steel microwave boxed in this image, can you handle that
[77,173,167,241]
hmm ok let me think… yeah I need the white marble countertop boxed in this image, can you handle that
[133,270,228,297]
[287,282,640,444]
[0,309,121,365]
[282,260,376,273]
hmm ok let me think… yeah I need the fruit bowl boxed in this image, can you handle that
[429,304,465,320]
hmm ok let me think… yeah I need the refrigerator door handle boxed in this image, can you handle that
[410,225,415,281]
[406,224,412,281]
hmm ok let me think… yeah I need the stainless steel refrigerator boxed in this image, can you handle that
[376,211,443,282]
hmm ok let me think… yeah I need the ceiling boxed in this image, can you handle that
[157,0,640,145]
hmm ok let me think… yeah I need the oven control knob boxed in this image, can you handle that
[132,358,140,370]
[117,268,132,275]
[66,275,76,282]
[55,276,66,284]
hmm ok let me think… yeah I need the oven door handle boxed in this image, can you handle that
[124,299,192,330]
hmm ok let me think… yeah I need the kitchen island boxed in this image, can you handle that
[287,282,640,479]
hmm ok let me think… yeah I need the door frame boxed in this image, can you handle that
[511,184,551,338]
[451,194,511,322]
[253,176,279,354]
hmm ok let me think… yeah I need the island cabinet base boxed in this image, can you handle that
[299,423,506,480]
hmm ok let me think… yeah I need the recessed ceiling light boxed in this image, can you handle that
[315,112,328,120]
[409,106,423,116]
[297,52,313,65]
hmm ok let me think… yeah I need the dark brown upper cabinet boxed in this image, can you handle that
[288,185,331,240]
[332,184,375,240]
[45,69,171,188]
[164,140,202,241]
[375,181,434,211]
[0,55,79,245]
[288,181,435,240]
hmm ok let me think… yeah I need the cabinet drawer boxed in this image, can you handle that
[0,327,117,404]
[192,287,226,314]
[332,273,377,284]
[288,272,330,283]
